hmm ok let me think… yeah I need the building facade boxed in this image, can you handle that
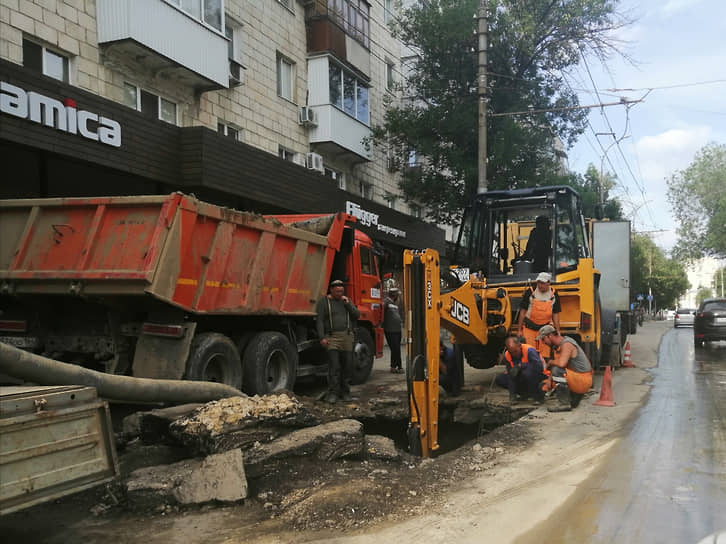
[0,0,445,259]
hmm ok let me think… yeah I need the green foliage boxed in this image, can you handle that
[667,143,726,259]
[557,165,623,219]
[696,287,714,307]
[631,234,690,310]
[373,0,627,223]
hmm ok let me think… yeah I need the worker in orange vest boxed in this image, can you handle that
[517,271,561,354]
[494,335,546,404]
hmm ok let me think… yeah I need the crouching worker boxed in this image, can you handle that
[536,325,593,412]
[495,335,545,404]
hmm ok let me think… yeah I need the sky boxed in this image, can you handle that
[565,0,726,252]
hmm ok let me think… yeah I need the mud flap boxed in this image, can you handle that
[132,323,196,379]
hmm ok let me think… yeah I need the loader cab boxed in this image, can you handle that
[454,186,590,284]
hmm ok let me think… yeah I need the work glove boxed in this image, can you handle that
[509,364,521,379]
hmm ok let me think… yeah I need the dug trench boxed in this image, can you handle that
[0,379,542,541]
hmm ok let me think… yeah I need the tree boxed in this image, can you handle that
[558,165,623,220]
[667,143,726,260]
[631,234,689,311]
[374,0,629,224]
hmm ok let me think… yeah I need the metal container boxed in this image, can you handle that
[0,385,119,515]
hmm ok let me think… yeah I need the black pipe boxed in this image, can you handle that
[0,342,244,404]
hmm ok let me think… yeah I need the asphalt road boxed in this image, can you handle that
[522,326,726,543]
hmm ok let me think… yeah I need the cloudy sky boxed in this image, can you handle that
[565,0,726,251]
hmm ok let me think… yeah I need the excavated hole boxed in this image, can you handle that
[358,404,534,455]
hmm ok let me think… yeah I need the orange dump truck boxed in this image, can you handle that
[0,193,384,394]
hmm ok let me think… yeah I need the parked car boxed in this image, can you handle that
[693,298,726,347]
[665,309,676,320]
[674,308,696,328]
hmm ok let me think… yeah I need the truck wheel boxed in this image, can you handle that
[242,332,297,395]
[351,327,374,384]
[185,333,242,390]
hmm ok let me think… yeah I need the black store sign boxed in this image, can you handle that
[0,59,444,252]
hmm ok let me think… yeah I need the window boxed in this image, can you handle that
[279,146,296,162]
[360,246,375,276]
[326,0,369,47]
[218,122,240,140]
[277,0,293,11]
[408,149,418,167]
[168,0,223,31]
[359,181,372,199]
[384,0,393,24]
[410,205,423,219]
[328,63,369,124]
[23,40,70,83]
[225,17,244,84]
[386,61,395,91]
[325,167,345,190]
[277,54,295,101]
[386,197,397,210]
[123,83,178,125]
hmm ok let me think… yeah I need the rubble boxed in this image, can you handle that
[244,419,365,477]
[168,393,319,455]
[365,435,403,462]
[125,449,247,508]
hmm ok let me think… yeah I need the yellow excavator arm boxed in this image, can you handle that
[403,249,513,457]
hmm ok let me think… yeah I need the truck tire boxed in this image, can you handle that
[242,332,297,395]
[351,327,374,385]
[185,332,243,390]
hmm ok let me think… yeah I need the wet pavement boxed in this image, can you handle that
[520,327,726,543]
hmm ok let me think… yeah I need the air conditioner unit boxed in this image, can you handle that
[299,106,317,127]
[229,60,244,86]
[306,152,324,173]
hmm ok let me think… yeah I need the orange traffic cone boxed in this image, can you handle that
[622,341,635,367]
[594,365,616,407]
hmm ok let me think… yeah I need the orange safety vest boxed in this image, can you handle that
[504,343,536,368]
[526,286,557,328]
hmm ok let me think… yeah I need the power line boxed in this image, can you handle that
[489,98,641,117]
[606,79,726,92]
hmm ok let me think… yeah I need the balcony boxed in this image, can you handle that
[97,0,229,91]
[308,104,371,162]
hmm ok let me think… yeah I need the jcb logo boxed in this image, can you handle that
[450,299,470,325]
[426,281,433,309]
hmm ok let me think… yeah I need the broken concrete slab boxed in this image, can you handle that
[125,449,247,508]
[364,435,402,462]
[169,394,319,455]
[244,419,364,477]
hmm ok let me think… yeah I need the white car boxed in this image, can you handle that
[674,308,696,327]
[665,309,676,320]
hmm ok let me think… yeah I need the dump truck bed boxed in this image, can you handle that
[0,193,349,315]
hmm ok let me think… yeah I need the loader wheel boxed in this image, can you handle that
[351,327,374,385]
[242,332,297,395]
[185,332,242,390]
[462,342,502,369]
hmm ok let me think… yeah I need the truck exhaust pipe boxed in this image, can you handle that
[0,342,244,404]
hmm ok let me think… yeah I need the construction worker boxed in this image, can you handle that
[520,215,552,272]
[494,335,545,404]
[536,325,593,412]
[316,279,360,404]
[517,271,561,353]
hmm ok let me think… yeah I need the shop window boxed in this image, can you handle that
[277,54,295,102]
[23,39,70,83]
[328,62,369,125]
[123,83,178,125]
[167,0,223,32]
[218,122,241,141]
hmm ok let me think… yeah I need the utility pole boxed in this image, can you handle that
[477,1,488,194]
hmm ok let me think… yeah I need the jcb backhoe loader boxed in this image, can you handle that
[403,186,606,457]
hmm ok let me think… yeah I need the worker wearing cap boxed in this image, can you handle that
[494,335,545,404]
[536,325,593,412]
[517,272,561,351]
[316,280,360,404]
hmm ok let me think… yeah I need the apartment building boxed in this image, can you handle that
[0,0,444,258]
